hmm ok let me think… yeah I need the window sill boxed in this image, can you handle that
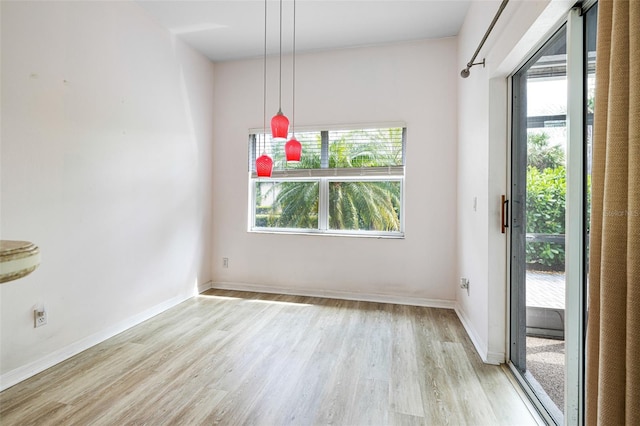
[248,229,405,239]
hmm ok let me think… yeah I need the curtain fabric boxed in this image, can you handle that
[586,0,640,424]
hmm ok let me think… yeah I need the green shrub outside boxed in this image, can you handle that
[526,165,566,269]
[525,132,566,270]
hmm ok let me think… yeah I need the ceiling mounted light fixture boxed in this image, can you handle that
[285,0,301,162]
[271,0,289,141]
[257,0,273,177]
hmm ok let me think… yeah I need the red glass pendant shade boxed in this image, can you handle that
[271,111,289,141]
[256,153,273,177]
[285,137,302,162]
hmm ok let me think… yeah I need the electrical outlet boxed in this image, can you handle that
[223,257,229,268]
[460,278,470,295]
[34,308,47,328]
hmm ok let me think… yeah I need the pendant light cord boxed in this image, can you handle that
[278,0,283,114]
[262,0,267,153]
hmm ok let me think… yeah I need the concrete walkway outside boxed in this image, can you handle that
[525,270,566,416]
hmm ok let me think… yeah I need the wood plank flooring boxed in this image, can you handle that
[0,289,539,425]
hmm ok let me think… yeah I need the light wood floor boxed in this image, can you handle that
[0,289,539,425]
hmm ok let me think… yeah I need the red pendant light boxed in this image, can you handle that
[285,137,301,162]
[256,0,272,178]
[271,0,289,141]
[256,151,273,177]
[285,0,301,163]
[271,110,289,141]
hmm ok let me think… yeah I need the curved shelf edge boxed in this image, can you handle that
[0,240,41,284]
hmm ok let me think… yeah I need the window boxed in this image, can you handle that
[249,124,405,237]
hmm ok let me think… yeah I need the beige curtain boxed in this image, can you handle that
[586,0,640,424]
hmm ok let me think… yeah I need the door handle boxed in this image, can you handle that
[501,195,509,234]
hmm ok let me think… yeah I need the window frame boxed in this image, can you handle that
[248,123,406,238]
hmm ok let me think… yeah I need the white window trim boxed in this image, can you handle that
[248,124,406,238]
[248,121,407,135]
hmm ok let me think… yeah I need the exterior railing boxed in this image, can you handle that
[526,233,565,245]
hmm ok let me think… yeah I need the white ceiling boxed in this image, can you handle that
[136,0,471,62]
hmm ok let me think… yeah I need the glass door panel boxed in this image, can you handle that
[511,25,568,424]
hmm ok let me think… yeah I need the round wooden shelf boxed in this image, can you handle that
[0,240,41,284]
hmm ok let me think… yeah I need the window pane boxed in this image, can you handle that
[328,128,404,168]
[328,181,401,231]
[255,181,319,229]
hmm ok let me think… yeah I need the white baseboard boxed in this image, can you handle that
[208,281,456,310]
[197,280,213,293]
[0,291,194,391]
[454,303,504,365]
[485,350,505,365]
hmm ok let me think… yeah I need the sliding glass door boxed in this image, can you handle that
[509,3,597,424]
[511,24,568,423]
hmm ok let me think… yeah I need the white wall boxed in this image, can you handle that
[0,1,214,387]
[456,0,574,363]
[211,39,458,305]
